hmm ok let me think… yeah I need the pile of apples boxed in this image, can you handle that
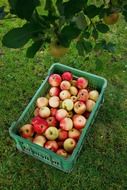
[19,71,99,158]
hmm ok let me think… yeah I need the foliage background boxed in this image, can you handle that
[0,1,127,190]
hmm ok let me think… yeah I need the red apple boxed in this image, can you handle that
[49,96,60,108]
[46,116,57,127]
[89,90,99,102]
[63,138,76,152]
[31,116,49,134]
[49,87,60,97]
[68,128,80,140]
[60,80,71,90]
[77,89,89,102]
[19,124,34,138]
[76,77,88,89]
[56,149,68,157]
[48,74,62,87]
[58,129,68,141]
[60,117,73,131]
[86,99,95,112]
[70,86,78,96]
[45,140,58,152]
[33,135,46,147]
[73,114,86,129]
[39,107,50,118]
[45,127,59,140]
[59,90,71,100]
[55,109,68,121]
[36,97,48,108]
[74,101,86,114]
[62,71,73,81]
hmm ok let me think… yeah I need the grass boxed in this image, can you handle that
[0,3,127,190]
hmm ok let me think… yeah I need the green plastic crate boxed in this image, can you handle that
[9,63,107,172]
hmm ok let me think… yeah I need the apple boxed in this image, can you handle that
[57,141,64,148]
[33,135,46,147]
[103,12,119,25]
[71,79,77,86]
[48,74,62,87]
[59,90,71,100]
[49,87,60,96]
[60,80,71,90]
[49,96,60,108]
[73,114,87,129]
[86,99,95,112]
[36,97,48,108]
[63,138,76,152]
[74,101,86,114]
[60,117,73,131]
[76,77,88,89]
[46,116,57,127]
[68,128,80,140]
[89,90,99,102]
[31,116,49,134]
[62,99,74,111]
[45,140,58,152]
[55,109,68,121]
[50,108,57,116]
[56,149,68,157]
[34,107,39,116]
[67,111,73,118]
[77,89,89,102]
[58,129,68,141]
[71,96,78,103]
[45,127,59,140]
[62,71,73,81]
[39,107,50,118]
[19,124,34,138]
[70,86,78,96]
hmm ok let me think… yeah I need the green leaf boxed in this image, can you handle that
[83,31,90,39]
[76,40,85,56]
[8,0,40,20]
[92,28,98,40]
[96,23,109,33]
[85,5,100,18]
[59,23,81,47]
[63,0,85,18]
[74,12,87,30]
[76,38,92,56]
[26,40,43,58]
[83,39,92,53]
[2,23,41,48]
[56,0,64,15]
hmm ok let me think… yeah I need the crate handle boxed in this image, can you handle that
[9,121,16,138]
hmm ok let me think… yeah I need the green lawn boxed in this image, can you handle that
[0,3,127,190]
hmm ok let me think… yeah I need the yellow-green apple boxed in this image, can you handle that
[68,128,80,140]
[39,107,50,118]
[19,124,34,138]
[46,116,57,127]
[77,89,89,102]
[34,107,39,116]
[86,99,95,112]
[76,77,88,89]
[48,74,62,87]
[63,138,76,152]
[71,96,78,103]
[55,109,68,121]
[89,90,99,102]
[33,135,46,147]
[73,114,87,129]
[50,108,57,116]
[70,86,78,96]
[74,101,86,114]
[59,90,71,100]
[49,96,60,108]
[103,12,119,25]
[49,87,60,96]
[31,116,49,134]
[45,140,58,152]
[62,99,74,111]
[60,80,71,90]
[58,129,68,141]
[60,117,73,131]
[62,71,73,81]
[36,97,48,108]
[56,149,68,157]
[45,127,59,140]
